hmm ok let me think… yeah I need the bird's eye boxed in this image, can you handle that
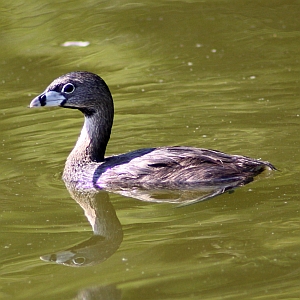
[73,257,85,265]
[62,83,75,94]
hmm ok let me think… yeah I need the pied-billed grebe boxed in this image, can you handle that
[29,71,275,189]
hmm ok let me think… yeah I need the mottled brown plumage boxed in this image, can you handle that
[29,71,275,190]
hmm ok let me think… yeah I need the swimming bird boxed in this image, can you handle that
[29,71,275,190]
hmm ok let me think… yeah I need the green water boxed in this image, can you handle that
[1,1,300,299]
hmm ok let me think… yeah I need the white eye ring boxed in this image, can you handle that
[73,257,85,265]
[62,83,75,94]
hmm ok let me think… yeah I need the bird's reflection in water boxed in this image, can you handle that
[75,284,122,300]
[40,182,123,267]
[110,181,241,206]
[40,170,272,267]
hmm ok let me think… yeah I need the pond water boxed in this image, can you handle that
[1,1,300,299]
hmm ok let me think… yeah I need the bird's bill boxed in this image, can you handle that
[29,91,66,108]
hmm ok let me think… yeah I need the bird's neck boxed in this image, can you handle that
[65,112,112,168]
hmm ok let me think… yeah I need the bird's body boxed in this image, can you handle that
[29,71,275,190]
[64,146,274,190]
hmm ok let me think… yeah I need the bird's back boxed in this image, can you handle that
[92,146,275,189]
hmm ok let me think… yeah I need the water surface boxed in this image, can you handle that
[1,1,300,299]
